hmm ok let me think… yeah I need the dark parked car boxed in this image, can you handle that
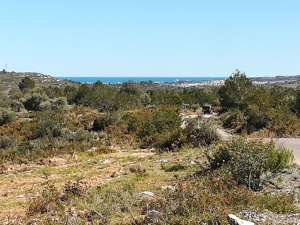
[202,105,213,115]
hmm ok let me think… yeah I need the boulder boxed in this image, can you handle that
[227,214,254,225]
[145,210,163,224]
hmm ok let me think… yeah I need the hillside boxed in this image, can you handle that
[0,70,299,224]
[1,71,300,92]
[0,72,78,91]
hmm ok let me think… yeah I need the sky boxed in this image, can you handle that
[1,0,300,77]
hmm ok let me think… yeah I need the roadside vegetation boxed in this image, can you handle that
[0,70,299,224]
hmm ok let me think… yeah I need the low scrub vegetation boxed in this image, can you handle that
[0,71,299,224]
[206,138,294,191]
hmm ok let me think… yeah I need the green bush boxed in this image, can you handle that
[156,127,186,151]
[22,93,49,111]
[220,109,244,130]
[122,113,142,132]
[92,117,110,131]
[227,139,267,191]
[138,107,181,138]
[205,143,231,170]
[263,141,294,172]
[184,115,220,147]
[51,97,69,112]
[10,100,24,112]
[205,138,294,191]
[151,107,182,133]
[143,127,186,151]
[0,135,14,149]
[32,110,65,138]
[38,97,69,112]
[37,100,52,111]
[161,162,186,172]
[0,107,16,125]
[256,191,297,214]
[18,77,36,91]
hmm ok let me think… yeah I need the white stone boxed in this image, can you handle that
[140,191,154,197]
[227,214,254,225]
[161,185,176,191]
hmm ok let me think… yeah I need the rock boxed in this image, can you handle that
[139,191,154,197]
[159,159,168,163]
[145,210,163,224]
[17,194,25,198]
[87,147,97,152]
[102,159,112,164]
[161,185,176,191]
[227,214,254,225]
[190,160,196,165]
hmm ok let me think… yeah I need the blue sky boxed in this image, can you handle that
[1,0,299,77]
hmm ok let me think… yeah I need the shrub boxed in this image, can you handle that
[0,135,14,149]
[18,77,35,91]
[122,113,142,133]
[205,143,231,170]
[220,109,245,130]
[227,139,268,191]
[205,138,294,191]
[27,179,88,218]
[0,107,16,125]
[159,127,186,151]
[191,103,200,111]
[92,117,110,132]
[184,115,220,147]
[37,100,52,111]
[38,97,69,113]
[62,179,89,201]
[161,163,186,172]
[138,107,182,140]
[22,93,49,111]
[140,172,253,225]
[151,108,182,133]
[267,115,300,138]
[27,181,64,216]
[263,141,294,173]
[256,191,297,214]
[10,100,24,112]
[32,110,65,138]
[51,97,69,113]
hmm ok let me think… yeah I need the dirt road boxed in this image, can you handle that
[182,113,300,164]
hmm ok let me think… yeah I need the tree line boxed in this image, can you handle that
[0,70,299,163]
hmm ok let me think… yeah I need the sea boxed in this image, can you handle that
[57,77,227,84]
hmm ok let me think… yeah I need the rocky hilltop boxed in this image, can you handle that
[0,72,77,91]
[251,75,300,82]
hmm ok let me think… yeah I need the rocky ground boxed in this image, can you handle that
[0,72,78,92]
[0,147,300,224]
[242,166,300,224]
